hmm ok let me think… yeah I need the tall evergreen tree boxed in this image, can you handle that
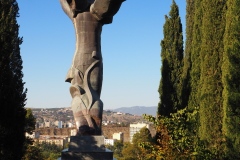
[158,0,184,117]
[181,0,194,109]
[156,0,240,157]
[184,1,205,154]
[198,0,226,153]
[222,0,240,157]
[187,0,202,112]
[0,0,27,159]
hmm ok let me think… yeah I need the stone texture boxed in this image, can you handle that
[60,136,114,160]
[68,136,105,152]
[61,149,113,160]
[60,0,124,136]
[59,1,124,158]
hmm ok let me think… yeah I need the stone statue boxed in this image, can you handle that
[60,0,124,135]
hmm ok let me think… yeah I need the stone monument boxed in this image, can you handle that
[59,0,124,159]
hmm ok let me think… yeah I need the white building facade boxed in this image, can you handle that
[129,123,149,143]
[113,132,123,141]
[104,139,115,146]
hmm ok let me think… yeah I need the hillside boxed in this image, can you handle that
[112,106,157,116]
[102,110,145,124]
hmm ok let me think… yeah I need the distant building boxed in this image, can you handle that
[113,132,123,141]
[129,123,149,143]
[58,121,63,128]
[104,139,115,146]
[45,121,50,128]
[35,122,39,128]
[36,137,67,147]
[68,122,73,128]
[25,131,40,139]
[62,122,68,128]
[71,129,77,136]
[38,123,44,128]
[102,121,107,125]
[54,120,59,127]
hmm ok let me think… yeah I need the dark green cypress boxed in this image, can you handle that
[158,0,184,117]
[198,0,226,153]
[222,0,240,157]
[187,0,202,112]
[181,0,194,109]
[0,0,27,159]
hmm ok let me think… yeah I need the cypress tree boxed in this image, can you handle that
[184,0,240,157]
[181,0,194,108]
[222,0,240,157]
[0,0,27,159]
[158,0,184,117]
[185,2,204,154]
[187,0,202,112]
[198,0,226,153]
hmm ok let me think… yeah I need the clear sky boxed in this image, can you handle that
[17,0,186,109]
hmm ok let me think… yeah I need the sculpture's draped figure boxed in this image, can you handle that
[60,0,124,135]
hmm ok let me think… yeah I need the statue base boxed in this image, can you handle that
[59,136,115,160]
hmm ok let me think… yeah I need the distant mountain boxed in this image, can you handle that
[112,106,157,116]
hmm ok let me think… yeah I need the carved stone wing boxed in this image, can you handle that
[90,0,125,24]
[59,0,73,20]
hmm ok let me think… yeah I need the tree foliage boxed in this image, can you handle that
[222,0,240,158]
[23,142,62,160]
[158,0,184,117]
[25,109,36,135]
[198,1,226,153]
[121,127,153,160]
[22,145,44,160]
[157,0,240,158]
[0,0,27,159]
[39,142,62,160]
[143,113,216,160]
[181,0,193,110]
[22,108,37,159]
[106,140,124,159]
[132,127,152,144]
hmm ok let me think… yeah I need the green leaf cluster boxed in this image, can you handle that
[107,128,154,160]
[143,113,215,159]
[22,141,63,160]
[121,127,154,160]
[22,145,44,160]
[106,140,124,159]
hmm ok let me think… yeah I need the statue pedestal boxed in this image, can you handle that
[60,136,115,160]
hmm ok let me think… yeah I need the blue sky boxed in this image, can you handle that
[17,0,186,109]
